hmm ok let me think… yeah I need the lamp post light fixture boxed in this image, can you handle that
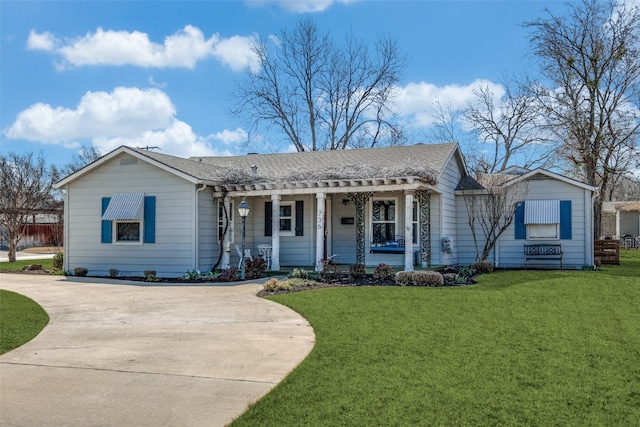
[237,200,250,280]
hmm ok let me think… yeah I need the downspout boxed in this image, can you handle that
[194,184,208,271]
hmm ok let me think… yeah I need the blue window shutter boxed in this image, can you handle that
[560,200,572,240]
[295,200,304,236]
[101,197,112,243]
[514,202,526,239]
[144,196,156,243]
[265,201,272,236]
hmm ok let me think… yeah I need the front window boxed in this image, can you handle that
[115,221,141,243]
[371,199,396,243]
[279,203,294,235]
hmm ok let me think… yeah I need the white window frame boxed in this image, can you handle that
[218,201,234,243]
[113,220,143,245]
[370,197,398,244]
[279,202,295,237]
[527,223,559,240]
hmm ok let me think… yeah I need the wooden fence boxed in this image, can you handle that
[594,240,620,265]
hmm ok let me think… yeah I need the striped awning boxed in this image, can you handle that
[524,199,560,224]
[102,193,144,220]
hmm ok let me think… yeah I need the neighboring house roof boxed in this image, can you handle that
[455,168,597,194]
[56,143,463,191]
[602,201,640,213]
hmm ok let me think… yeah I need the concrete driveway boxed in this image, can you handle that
[0,274,315,427]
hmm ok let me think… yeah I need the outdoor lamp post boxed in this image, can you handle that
[237,200,250,280]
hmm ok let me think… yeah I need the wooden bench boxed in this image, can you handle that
[524,244,563,269]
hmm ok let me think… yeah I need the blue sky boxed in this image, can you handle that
[1,0,571,167]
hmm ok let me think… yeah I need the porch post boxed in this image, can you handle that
[315,192,326,271]
[348,192,372,265]
[404,191,414,272]
[221,196,231,269]
[416,190,432,267]
[271,194,280,271]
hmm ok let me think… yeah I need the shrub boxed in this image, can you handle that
[350,263,367,278]
[109,268,119,278]
[263,278,292,292]
[288,268,310,279]
[74,267,88,277]
[218,267,238,282]
[373,263,394,280]
[413,270,444,287]
[52,253,63,269]
[470,261,494,274]
[245,256,267,280]
[144,270,156,278]
[283,278,317,288]
[144,270,159,282]
[395,271,412,286]
[181,269,201,280]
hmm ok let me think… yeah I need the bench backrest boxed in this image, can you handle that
[524,244,562,255]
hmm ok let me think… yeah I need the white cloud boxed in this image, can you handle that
[213,128,248,144]
[27,30,57,51]
[28,26,257,71]
[396,79,504,127]
[248,0,356,13]
[4,86,233,158]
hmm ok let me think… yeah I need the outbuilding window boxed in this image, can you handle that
[101,194,155,244]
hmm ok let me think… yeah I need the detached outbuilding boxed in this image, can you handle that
[54,143,596,277]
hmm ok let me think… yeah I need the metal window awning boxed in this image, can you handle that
[102,193,144,220]
[524,199,560,224]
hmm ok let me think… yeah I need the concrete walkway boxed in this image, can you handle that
[0,274,315,426]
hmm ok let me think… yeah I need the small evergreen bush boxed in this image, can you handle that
[218,267,238,282]
[350,263,367,278]
[52,253,63,269]
[395,271,412,286]
[413,270,444,287]
[263,278,292,292]
[245,256,267,280]
[109,268,119,278]
[470,261,494,274]
[288,268,310,279]
[373,263,394,279]
[74,267,88,277]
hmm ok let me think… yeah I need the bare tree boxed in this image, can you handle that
[0,152,58,262]
[231,18,407,152]
[527,0,640,238]
[462,174,528,261]
[464,78,553,174]
[61,144,103,177]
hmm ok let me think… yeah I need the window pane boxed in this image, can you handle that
[280,206,291,217]
[528,224,558,239]
[372,200,395,221]
[373,223,395,243]
[116,222,140,241]
[280,218,292,231]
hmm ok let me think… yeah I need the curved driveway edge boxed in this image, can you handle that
[0,274,315,427]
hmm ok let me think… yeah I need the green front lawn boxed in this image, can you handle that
[233,251,640,426]
[0,289,49,354]
[0,258,54,271]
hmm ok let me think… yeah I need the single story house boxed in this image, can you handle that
[54,143,596,277]
[602,201,640,239]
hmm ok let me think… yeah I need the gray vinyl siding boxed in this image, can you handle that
[197,189,218,272]
[434,157,463,266]
[65,153,195,277]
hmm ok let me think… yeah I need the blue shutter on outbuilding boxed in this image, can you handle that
[101,197,112,243]
[559,200,572,240]
[265,201,273,236]
[514,201,526,239]
[295,200,304,236]
[144,196,156,243]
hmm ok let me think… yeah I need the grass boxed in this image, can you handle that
[232,251,640,426]
[0,258,54,272]
[0,289,49,354]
